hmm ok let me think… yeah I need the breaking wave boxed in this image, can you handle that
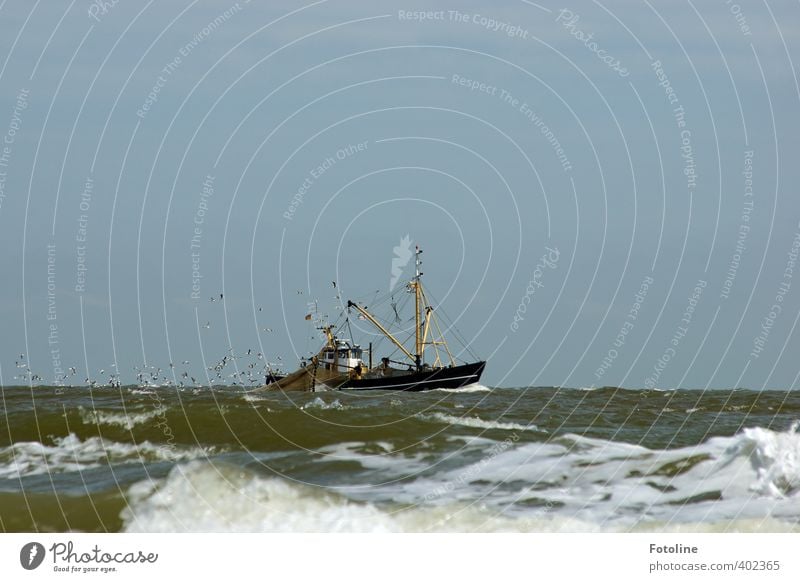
[301,397,347,411]
[420,412,543,433]
[79,407,165,430]
[433,384,492,393]
[0,434,213,479]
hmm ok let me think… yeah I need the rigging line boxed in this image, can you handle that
[352,287,390,307]
[371,315,417,364]
[419,285,479,361]
[386,291,412,330]
[431,302,456,366]
[390,294,401,324]
[428,288,477,358]
[351,276,417,312]
[362,291,412,339]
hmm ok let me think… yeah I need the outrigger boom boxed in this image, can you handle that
[346,300,415,364]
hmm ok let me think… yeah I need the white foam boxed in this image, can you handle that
[410,423,800,526]
[80,407,164,430]
[433,383,491,393]
[313,442,428,479]
[732,422,800,497]
[310,423,800,528]
[420,412,543,433]
[0,434,213,479]
[241,394,274,409]
[120,460,800,533]
[122,461,395,532]
[118,460,607,532]
[301,397,346,411]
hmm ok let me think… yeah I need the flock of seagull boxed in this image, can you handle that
[7,289,347,389]
[11,349,285,389]
[11,291,288,389]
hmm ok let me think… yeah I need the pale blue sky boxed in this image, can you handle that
[0,0,798,389]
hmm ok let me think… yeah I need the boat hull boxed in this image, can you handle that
[337,361,486,392]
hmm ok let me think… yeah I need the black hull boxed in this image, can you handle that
[338,361,486,392]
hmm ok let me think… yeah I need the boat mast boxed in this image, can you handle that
[413,245,423,370]
[345,246,458,372]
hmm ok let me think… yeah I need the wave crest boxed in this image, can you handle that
[0,434,212,479]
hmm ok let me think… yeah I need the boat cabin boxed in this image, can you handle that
[320,338,364,373]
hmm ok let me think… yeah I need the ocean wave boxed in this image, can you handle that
[432,384,491,393]
[305,423,800,529]
[241,393,274,408]
[4,382,800,531]
[0,434,213,479]
[399,422,800,526]
[301,397,347,411]
[122,461,392,532]
[79,407,164,430]
[420,412,544,433]
[118,460,610,532]
[120,460,800,533]
[729,421,800,497]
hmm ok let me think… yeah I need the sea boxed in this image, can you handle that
[1,384,799,533]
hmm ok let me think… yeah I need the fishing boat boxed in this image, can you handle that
[259,246,485,392]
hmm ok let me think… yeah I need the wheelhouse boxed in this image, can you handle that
[320,339,363,373]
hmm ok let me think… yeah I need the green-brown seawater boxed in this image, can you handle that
[1,385,799,532]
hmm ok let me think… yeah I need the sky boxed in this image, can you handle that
[0,0,798,389]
